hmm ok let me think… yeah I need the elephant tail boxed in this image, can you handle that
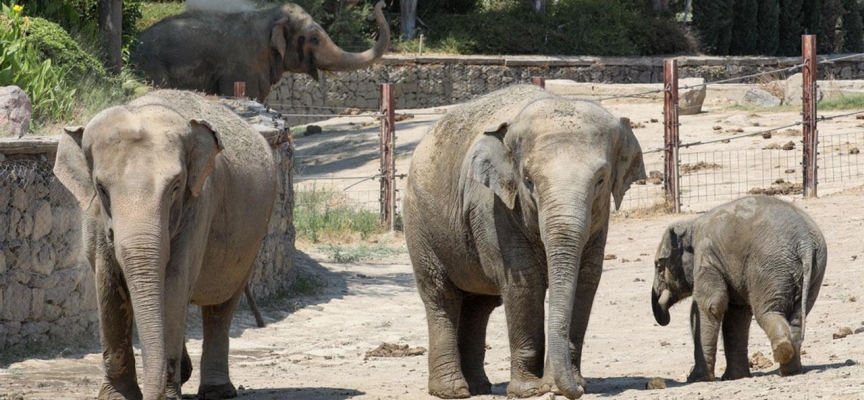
[800,244,815,342]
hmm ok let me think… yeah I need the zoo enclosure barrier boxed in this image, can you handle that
[625,34,864,213]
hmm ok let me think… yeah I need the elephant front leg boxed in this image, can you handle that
[163,272,194,399]
[198,291,244,400]
[503,284,547,398]
[720,304,753,380]
[95,256,142,400]
[688,295,727,383]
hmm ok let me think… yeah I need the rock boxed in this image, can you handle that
[31,201,52,241]
[646,377,666,390]
[834,327,853,339]
[749,351,774,370]
[762,132,772,139]
[305,125,323,135]
[678,78,706,115]
[0,86,32,138]
[785,73,824,106]
[742,88,782,108]
[854,327,864,334]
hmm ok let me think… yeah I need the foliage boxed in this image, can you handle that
[401,0,693,56]
[26,16,106,79]
[820,0,843,53]
[756,0,780,55]
[692,0,734,54]
[842,0,864,52]
[730,0,758,55]
[818,93,864,110]
[778,0,804,55]
[137,0,183,31]
[294,185,383,243]
[319,243,403,263]
[0,3,77,124]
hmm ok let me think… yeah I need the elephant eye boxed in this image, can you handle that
[523,176,534,192]
[97,184,112,215]
[310,36,320,46]
[171,182,181,198]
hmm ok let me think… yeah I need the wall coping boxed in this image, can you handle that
[379,54,864,68]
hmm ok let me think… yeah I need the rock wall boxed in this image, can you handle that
[266,54,864,125]
[0,135,295,352]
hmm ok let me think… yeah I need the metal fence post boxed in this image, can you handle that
[234,81,246,98]
[531,77,546,88]
[379,83,396,230]
[802,35,819,198]
[663,59,681,213]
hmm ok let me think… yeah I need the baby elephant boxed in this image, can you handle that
[651,195,826,382]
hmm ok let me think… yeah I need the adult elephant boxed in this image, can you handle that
[54,90,277,400]
[132,1,390,102]
[404,85,646,399]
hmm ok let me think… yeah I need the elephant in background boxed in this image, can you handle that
[132,1,390,102]
[404,84,646,399]
[652,195,827,382]
[53,90,277,400]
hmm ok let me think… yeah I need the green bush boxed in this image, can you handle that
[26,16,106,79]
[756,0,780,55]
[842,0,864,52]
[0,3,76,125]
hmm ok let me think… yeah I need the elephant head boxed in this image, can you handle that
[270,1,390,81]
[53,106,222,398]
[464,101,646,398]
[651,220,696,327]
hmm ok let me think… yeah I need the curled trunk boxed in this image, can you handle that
[314,1,390,71]
[652,288,671,326]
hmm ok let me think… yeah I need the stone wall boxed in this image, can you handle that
[266,54,864,125]
[0,135,295,352]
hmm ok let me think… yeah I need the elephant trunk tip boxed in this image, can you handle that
[652,289,672,326]
[554,372,585,400]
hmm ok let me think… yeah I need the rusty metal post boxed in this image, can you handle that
[531,77,546,88]
[802,35,819,198]
[379,83,396,230]
[663,59,681,213]
[234,81,246,98]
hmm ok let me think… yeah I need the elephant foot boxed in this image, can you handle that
[198,382,238,400]
[721,368,752,381]
[98,380,143,400]
[428,377,470,399]
[464,374,492,396]
[686,366,716,383]
[779,354,803,377]
[772,338,794,364]
[507,375,545,398]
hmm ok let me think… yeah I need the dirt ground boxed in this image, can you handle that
[3,84,864,399]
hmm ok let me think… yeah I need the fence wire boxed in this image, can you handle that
[818,132,864,192]
[0,159,55,189]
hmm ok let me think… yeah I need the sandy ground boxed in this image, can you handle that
[3,85,864,399]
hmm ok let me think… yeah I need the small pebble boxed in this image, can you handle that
[834,327,853,339]
[646,377,666,390]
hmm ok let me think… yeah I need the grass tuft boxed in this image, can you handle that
[294,185,384,243]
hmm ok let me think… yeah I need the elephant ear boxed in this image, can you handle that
[465,122,518,209]
[54,126,95,208]
[611,117,647,210]
[187,119,224,197]
[655,221,690,261]
[270,17,290,59]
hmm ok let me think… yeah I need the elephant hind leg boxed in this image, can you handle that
[181,344,193,385]
[779,303,804,376]
[458,294,502,395]
[198,291,243,400]
[720,304,753,380]
[757,312,794,365]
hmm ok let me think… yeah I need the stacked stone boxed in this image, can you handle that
[0,154,98,351]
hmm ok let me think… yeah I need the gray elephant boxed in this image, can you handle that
[132,1,390,102]
[404,84,646,399]
[53,90,277,400]
[651,195,827,382]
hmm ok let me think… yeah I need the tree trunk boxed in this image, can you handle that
[400,0,417,40]
[98,0,123,75]
[532,0,547,13]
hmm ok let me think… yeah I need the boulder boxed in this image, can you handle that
[678,78,706,115]
[785,73,824,106]
[0,86,32,138]
[742,88,782,108]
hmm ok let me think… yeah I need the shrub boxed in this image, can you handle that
[294,185,383,243]
[26,16,106,80]
[842,0,864,52]
[0,3,76,125]
[756,0,780,55]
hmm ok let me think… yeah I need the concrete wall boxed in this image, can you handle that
[266,54,864,125]
[0,137,295,352]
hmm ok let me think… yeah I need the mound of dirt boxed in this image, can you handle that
[364,343,427,360]
[748,179,803,195]
[749,351,773,370]
[681,161,722,174]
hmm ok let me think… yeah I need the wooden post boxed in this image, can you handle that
[234,82,246,98]
[531,77,546,88]
[379,83,396,230]
[802,35,818,198]
[663,59,681,213]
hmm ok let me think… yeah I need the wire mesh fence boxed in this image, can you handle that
[0,159,56,189]
[817,131,864,193]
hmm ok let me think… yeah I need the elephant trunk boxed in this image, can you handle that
[115,220,170,400]
[540,188,590,400]
[651,287,671,326]
[313,1,390,71]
